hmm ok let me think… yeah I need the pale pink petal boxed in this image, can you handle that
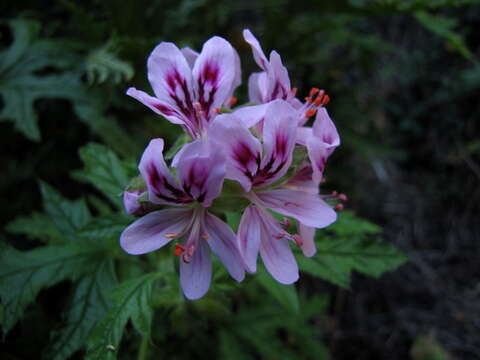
[243,29,269,70]
[295,126,312,147]
[203,211,245,281]
[180,239,211,300]
[181,47,199,69]
[209,114,262,192]
[138,138,189,205]
[283,164,318,194]
[306,136,329,184]
[126,88,185,125]
[192,36,236,118]
[123,190,145,215]
[312,107,340,156]
[258,209,299,284]
[299,223,316,257]
[147,42,195,113]
[226,48,242,105]
[232,102,269,129]
[248,72,267,104]
[256,189,337,228]
[238,205,262,273]
[174,139,225,206]
[254,100,297,187]
[120,208,192,255]
[266,51,291,101]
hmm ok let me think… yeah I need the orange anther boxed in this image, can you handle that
[165,233,180,239]
[305,109,317,118]
[334,204,344,211]
[304,96,312,102]
[213,108,221,114]
[229,97,238,106]
[309,88,320,96]
[291,87,298,96]
[200,233,209,239]
[174,244,185,256]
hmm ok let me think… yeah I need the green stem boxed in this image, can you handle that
[137,335,150,360]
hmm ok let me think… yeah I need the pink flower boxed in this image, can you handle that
[211,100,336,284]
[243,30,340,180]
[123,189,147,216]
[120,139,244,299]
[127,36,241,138]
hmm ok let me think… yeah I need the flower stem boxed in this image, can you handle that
[137,335,150,360]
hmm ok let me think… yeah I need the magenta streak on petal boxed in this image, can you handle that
[147,163,190,204]
[197,61,219,118]
[165,68,199,129]
[251,133,288,187]
[269,80,288,101]
[232,142,260,180]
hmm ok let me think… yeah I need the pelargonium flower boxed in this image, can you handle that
[210,99,337,284]
[127,36,241,139]
[243,29,339,180]
[120,138,244,299]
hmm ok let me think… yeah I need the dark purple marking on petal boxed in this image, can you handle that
[197,61,220,118]
[233,142,258,169]
[147,163,191,203]
[165,68,199,127]
[269,80,288,101]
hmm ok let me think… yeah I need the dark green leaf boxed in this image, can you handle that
[72,143,130,208]
[256,269,300,313]
[5,212,62,243]
[86,273,161,360]
[45,259,117,360]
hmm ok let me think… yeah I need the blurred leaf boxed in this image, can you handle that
[72,143,130,208]
[256,269,300,313]
[86,45,134,85]
[86,273,161,360]
[0,19,83,141]
[164,133,191,160]
[40,181,91,239]
[328,210,382,236]
[299,235,407,287]
[0,243,107,334]
[411,334,451,360]
[45,259,117,360]
[5,212,62,243]
[415,10,473,60]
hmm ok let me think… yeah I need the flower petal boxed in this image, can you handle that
[258,209,299,284]
[256,189,337,228]
[123,190,145,215]
[126,88,185,125]
[238,205,262,273]
[180,239,212,300]
[283,164,318,194]
[192,36,237,118]
[266,51,291,101]
[243,29,269,70]
[248,72,268,104]
[174,139,226,207]
[120,208,192,255]
[298,223,316,257]
[181,47,199,68]
[306,136,329,184]
[209,114,262,192]
[139,138,189,205]
[312,107,340,154]
[232,102,270,129]
[254,100,297,187]
[147,42,196,120]
[203,211,245,281]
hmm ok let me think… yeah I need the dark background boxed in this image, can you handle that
[1,0,479,359]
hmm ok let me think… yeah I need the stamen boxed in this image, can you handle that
[292,234,303,247]
[187,245,195,256]
[228,97,238,106]
[291,87,298,96]
[165,233,180,239]
[331,191,338,197]
[280,218,292,229]
[200,233,209,239]
[304,96,312,102]
[174,244,186,256]
[274,233,285,239]
[338,193,348,201]
[182,253,191,263]
[309,87,320,96]
[213,108,221,114]
[284,201,299,207]
[334,204,344,211]
[305,109,317,118]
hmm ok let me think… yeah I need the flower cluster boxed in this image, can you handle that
[121,30,344,299]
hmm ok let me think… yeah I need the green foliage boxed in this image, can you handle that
[85,44,134,85]
[5,212,62,243]
[86,273,161,360]
[45,259,117,360]
[415,10,474,60]
[72,143,131,208]
[411,334,451,360]
[298,211,407,287]
[256,269,300,313]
